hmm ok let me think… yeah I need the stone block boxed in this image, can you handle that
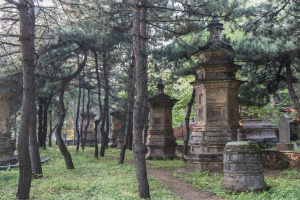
[276,143,294,151]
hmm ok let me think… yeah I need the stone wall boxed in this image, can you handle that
[262,150,300,169]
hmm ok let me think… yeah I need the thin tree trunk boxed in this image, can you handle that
[100,51,108,156]
[182,88,196,160]
[286,62,300,115]
[76,73,82,152]
[29,98,43,178]
[119,53,135,164]
[49,105,53,147]
[132,0,150,198]
[37,98,44,147]
[80,73,85,150]
[94,51,102,158]
[16,0,35,198]
[82,89,90,151]
[42,101,49,149]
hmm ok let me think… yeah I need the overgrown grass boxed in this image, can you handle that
[175,168,300,200]
[0,146,180,200]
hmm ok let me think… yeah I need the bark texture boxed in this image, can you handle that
[119,53,135,164]
[76,73,81,152]
[16,0,35,198]
[182,89,196,160]
[132,0,150,198]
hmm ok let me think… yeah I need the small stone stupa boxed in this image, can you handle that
[81,110,97,147]
[110,110,122,148]
[185,18,243,171]
[222,129,270,192]
[146,79,178,159]
[0,80,18,166]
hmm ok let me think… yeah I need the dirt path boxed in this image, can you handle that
[146,167,223,200]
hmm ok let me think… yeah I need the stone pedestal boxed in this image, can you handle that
[222,141,270,192]
[0,80,18,166]
[116,137,124,149]
[185,18,242,172]
[81,112,97,147]
[276,115,294,151]
[146,79,178,159]
[241,119,278,148]
[110,111,121,148]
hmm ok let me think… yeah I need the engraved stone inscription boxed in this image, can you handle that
[155,118,161,125]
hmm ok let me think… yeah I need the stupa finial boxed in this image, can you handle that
[207,17,224,42]
[157,79,165,94]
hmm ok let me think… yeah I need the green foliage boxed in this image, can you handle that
[0,146,180,200]
[240,89,297,124]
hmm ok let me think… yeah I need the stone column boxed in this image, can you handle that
[185,18,243,172]
[81,111,97,147]
[110,111,121,148]
[0,80,18,166]
[276,115,294,151]
[146,79,178,159]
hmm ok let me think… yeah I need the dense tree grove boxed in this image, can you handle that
[1,0,300,199]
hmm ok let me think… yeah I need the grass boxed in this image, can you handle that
[174,167,300,200]
[0,145,181,200]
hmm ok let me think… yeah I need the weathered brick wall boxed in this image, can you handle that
[262,150,300,169]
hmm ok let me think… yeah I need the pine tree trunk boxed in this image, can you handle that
[55,50,87,169]
[100,51,109,156]
[119,53,135,164]
[182,88,196,160]
[29,98,43,178]
[132,0,150,198]
[76,73,81,152]
[37,98,44,147]
[286,62,300,115]
[82,89,90,151]
[56,80,75,169]
[94,51,102,158]
[42,101,49,149]
[16,0,36,198]
[49,106,53,147]
[80,75,85,150]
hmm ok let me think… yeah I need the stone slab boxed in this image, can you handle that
[276,143,294,151]
[0,156,49,170]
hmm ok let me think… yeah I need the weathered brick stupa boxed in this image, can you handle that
[81,111,97,147]
[110,110,121,148]
[185,18,243,172]
[146,79,178,159]
[0,80,18,166]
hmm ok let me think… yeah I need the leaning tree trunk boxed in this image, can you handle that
[182,88,196,160]
[56,80,75,169]
[55,50,87,169]
[16,0,36,198]
[132,0,150,198]
[119,53,135,164]
[29,97,43,178]
[286,62,300,115]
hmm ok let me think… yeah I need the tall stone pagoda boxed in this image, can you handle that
[0,80,18,166]
[110,110,121,148]
[185,18,243,171]
[81,111,97,147]
[146,79,178,159]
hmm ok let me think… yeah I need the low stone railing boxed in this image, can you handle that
[262,150,300,169]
